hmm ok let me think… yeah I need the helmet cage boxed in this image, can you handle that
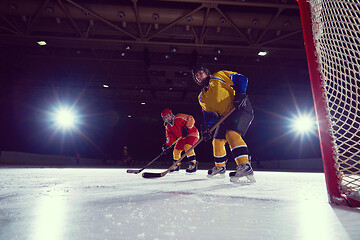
[161,108,175,124]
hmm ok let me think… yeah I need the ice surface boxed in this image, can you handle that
[0,168,359,240]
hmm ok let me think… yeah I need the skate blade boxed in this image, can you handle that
[230,175,256,183]
[185,171,197,175]
[207,173,226,179]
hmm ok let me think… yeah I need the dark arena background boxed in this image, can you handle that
[0,0,321,167]
[1,1,360,239]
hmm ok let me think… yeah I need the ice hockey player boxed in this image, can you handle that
[192,65,255,183]
[161,108,200,173]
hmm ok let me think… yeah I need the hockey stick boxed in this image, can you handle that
[142,107,236,178]
[126,137,182,174]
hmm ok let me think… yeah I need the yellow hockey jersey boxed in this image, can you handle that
[198,70,245,116]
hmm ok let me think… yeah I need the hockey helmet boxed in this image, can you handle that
[161,108,175,124]
[161,108,173,118]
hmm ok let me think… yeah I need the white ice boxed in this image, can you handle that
[1,168,360,240]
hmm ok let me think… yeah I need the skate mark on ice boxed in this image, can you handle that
[175,179,209,184]
[0,193,16,200]
[164,191,280,202]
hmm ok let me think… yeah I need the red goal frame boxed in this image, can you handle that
[297,0,360,207]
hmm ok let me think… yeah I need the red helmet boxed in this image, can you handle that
[161,108,172,118]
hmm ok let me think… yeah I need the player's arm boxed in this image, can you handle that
[230,73,249,109]
[202,110,220,128]
[230,72,248,94]
[177,113,194,137]
[164,128,176,146]
[184,114,195,129]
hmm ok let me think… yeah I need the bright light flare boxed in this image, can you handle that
[50,107,79,130]
[290,114,316,134]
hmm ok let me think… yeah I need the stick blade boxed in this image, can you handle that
[126,169,140,174]
[142,172,163,178]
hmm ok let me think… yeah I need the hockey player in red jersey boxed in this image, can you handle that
[161,108,200,173]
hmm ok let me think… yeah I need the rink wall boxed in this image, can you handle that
[0,151,324,171]
[193,158,323,172]
[255,158,323,171]
[0,151,109,166]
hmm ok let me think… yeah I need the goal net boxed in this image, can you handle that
[297,0,360,207]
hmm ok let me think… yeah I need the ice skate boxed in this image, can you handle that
[186,161,198,174]
[170,163,180,173]
[207,165,226,178]
[229,162,256,183]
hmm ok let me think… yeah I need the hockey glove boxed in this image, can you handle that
[181,126,189,137]
[233,93,247,110]
[161,143,168,152]
[201,130,213,141]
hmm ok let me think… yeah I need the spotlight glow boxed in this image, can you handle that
[50,106,79,130]
[290,113,316,134]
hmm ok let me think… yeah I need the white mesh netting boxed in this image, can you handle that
[309,0,360,195]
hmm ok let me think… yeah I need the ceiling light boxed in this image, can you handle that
[283,21,291,28]
[152,13,159,21]
[117,11,125,18]
[81,10,89,16]
[219,17,226,24]
[216,48,222,55]
[170,46,177,53]
[124,44,132,50]
[141,102,146,105]
[103,84,109,88]
[8,4,17,11]
[37,40,47,46]
[46,7,54,14]
[252,19,259,26]
[258,51,267,56]
[186,16,193,22]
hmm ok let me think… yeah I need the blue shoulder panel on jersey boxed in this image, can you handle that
[230,73,248,94]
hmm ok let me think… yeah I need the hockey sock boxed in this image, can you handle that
[212,138,228,166]
[226,130,249,165]
[173,149,182,166]
[184,144,196,157]
[186,154,196,164]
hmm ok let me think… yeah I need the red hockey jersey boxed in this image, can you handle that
[165,113,199,146]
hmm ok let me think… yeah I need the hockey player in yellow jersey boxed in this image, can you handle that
[192,65,255,183]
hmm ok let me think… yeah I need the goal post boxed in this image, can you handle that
[297,0,360,207]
